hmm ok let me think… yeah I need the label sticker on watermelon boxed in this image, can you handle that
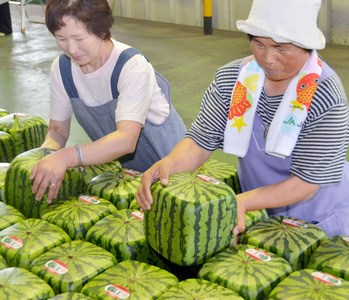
[105,284,130,299]
[245,249,271,262]
[311,271,342,286]
[14,113,30,119]
[79,195,100,204]
[45,259,69,275]
[197,174,220,184]
[343,237,349,243]
[124,169,142,177]
[131,211,144,221]
[282,219,308,228]
[1,236,23,249]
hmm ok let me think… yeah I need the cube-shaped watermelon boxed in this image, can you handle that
[0,218,71,269]
[145,171,237,266]
[29,240,117,294]
[0,132,15,163]
[198,244,292,299]
[0,202,25,230]
[81,260,178,299]
[41,195,117,240]
[86,209,150,263]
[243,216,326,270]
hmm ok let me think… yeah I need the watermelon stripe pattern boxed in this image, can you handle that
[145,172,237,266]
[0,113,48,156]
[81,260,179,300]
[307,235,349,280]
[0,267,55,299]
[48,292,94,299]
[243,216,326,270]
[0,202,25,230]
[0,218,71,268]
[86,169,142,210]
[268,269,349,299]
[0,255,7,270]
[4,148,83,218]
[157,278,243,299]
[0,131,15,162]
[29,240,117,294]
[86,209,150,263]
[41,195,118,240]
[0,163,10,202]
[198,244,292,299]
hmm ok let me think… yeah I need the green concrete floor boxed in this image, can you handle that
[1,4,348,164]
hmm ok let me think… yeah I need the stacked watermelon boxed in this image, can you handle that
[198,244,292,299]
[81,260,179,299]
[145,171,237,266]
[307,235,349,280]
[0,202,24,230]
[4,147,83,218]
[86,168,142,210]
[268,269,349,299]
[243,215,326,270]
[0,113,48,157]
[29,240,117,294]
[41,195,118,240]
[48,292,94,299]
[0,109,9,118]
[0,267,55,299]
[86,209,151,263]
[0,132,15,162]
[0,255,7,270]
[0,163,10,201]
[157,278,244,299]
[0,219,71,269]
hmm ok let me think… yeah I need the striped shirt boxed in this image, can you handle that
[187,58,349,184]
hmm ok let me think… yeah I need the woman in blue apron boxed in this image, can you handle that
[31,0,186,202]
[136,0,349,238]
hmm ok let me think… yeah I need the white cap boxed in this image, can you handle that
[236,0,326,50]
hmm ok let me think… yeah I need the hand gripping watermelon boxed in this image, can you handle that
[198,244,292,299]
[0,113,48,156]
[268,269,349,299]
[196,158,241,193]
[238,209,269,243]
[86,209,151,263]
[243,215,326,270]
[4,147,83,218]
[0,218,71,269]
[145,171,237,266]
[29,240,117,294]
[157,278,244,300]
[307,235,349,280]
[0,132,15,162]
[0,202,25,230]
[0,267,55,299]
[81,260,179,300]
[41,195,118,240]
[85,168,142,210]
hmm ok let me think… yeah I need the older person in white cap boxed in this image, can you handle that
[136,0,349,239]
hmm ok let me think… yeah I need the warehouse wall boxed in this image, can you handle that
[111,0,349,46]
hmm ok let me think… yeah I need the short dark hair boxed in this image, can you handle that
[45,0,114,40]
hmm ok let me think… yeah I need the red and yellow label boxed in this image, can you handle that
[1,236,23,249]
[45,259,69,275]
[312,271,342,286]
[105,284,130,299]
[245,248,271,262]
[282,219,308,228]
[79,195,100,204]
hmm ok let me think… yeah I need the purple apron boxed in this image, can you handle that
[238,113,349,236]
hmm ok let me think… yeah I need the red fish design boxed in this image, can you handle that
[296,73,320,111]
[228,81,251,120]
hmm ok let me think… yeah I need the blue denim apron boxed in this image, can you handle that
[59,48,186,172]
[238,62,349,237]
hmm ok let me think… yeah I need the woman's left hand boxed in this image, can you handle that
[30,151,68,203]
